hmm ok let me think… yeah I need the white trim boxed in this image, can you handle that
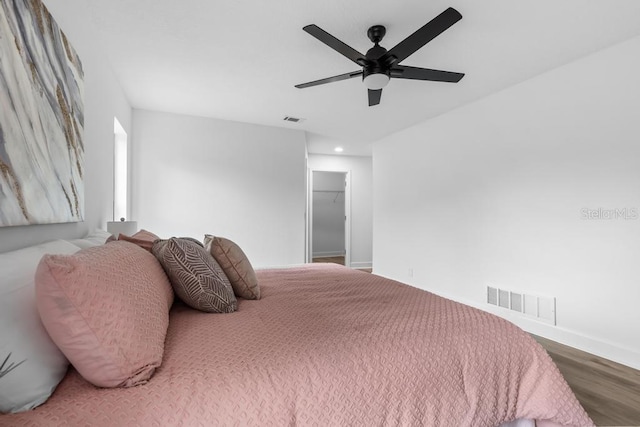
[113,117,128,221]
[344,172,351,269]
[305,163,311,263]
[312,251,346,258]
[350,261,372,269]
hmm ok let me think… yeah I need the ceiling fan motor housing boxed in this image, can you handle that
[363,63,389,78]
[363,39,391,89]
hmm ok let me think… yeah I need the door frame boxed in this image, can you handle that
[306,168,352,268]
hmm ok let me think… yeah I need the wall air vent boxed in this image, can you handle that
[487,285,556,325]
[283,116,305,123]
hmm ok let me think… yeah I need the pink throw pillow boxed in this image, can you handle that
[132,229,161,241]
[35,241,174,388]
[118,229,161,252]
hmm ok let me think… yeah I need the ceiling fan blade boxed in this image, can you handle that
[382,7,462,65]
[391,65,464,82]
[295,70,363,89]
[303,25,367,65]
[368,89,382,106]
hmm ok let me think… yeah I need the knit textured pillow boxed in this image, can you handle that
[204,235,260,300]
[118,229,161,252]
[153,238,237,313]
[35,241,174,388]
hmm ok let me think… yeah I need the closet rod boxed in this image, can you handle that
[312,190,344,202]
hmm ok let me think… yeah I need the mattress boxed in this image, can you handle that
[3,264,593,426]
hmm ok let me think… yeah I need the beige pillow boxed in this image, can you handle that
[153,238,237,313]
[204,235,260,300]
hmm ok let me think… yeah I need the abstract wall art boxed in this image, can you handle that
[0,0,84,226]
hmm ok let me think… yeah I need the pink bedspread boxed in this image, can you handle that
[3,264,592,426]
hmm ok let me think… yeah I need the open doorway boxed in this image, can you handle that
[307,170,351,267]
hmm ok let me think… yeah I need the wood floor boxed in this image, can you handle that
[533,335,640,426]
[312,256,373,273]
[312,255,345,265]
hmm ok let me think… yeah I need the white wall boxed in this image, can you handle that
[312,171,346,257]
[0,1,132,253]
[373,35,640,369]
[308,153,373,269]
[131,109,307,267]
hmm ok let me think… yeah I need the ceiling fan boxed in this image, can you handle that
[295,7,465,107]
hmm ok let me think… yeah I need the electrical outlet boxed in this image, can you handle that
[408,268,413,278]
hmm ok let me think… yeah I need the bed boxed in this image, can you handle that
[1,236,593,426]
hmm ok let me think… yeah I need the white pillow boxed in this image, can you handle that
[0,240,81,413]
[67,229,112,249]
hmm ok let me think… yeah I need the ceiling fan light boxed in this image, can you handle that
[363,73,390,90]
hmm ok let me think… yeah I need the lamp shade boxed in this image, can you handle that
[106,220,138,237]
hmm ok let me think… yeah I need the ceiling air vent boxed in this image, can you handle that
[283,116,305,123]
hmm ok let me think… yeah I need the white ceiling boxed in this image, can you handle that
[47,0,640,155]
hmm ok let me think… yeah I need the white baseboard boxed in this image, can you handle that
[350,261,372,270]
[433,289,640,370]
[312,251,345,258]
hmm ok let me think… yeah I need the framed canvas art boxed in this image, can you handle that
[0,0,84,226]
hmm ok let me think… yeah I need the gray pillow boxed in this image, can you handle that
[152,238,236,313]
